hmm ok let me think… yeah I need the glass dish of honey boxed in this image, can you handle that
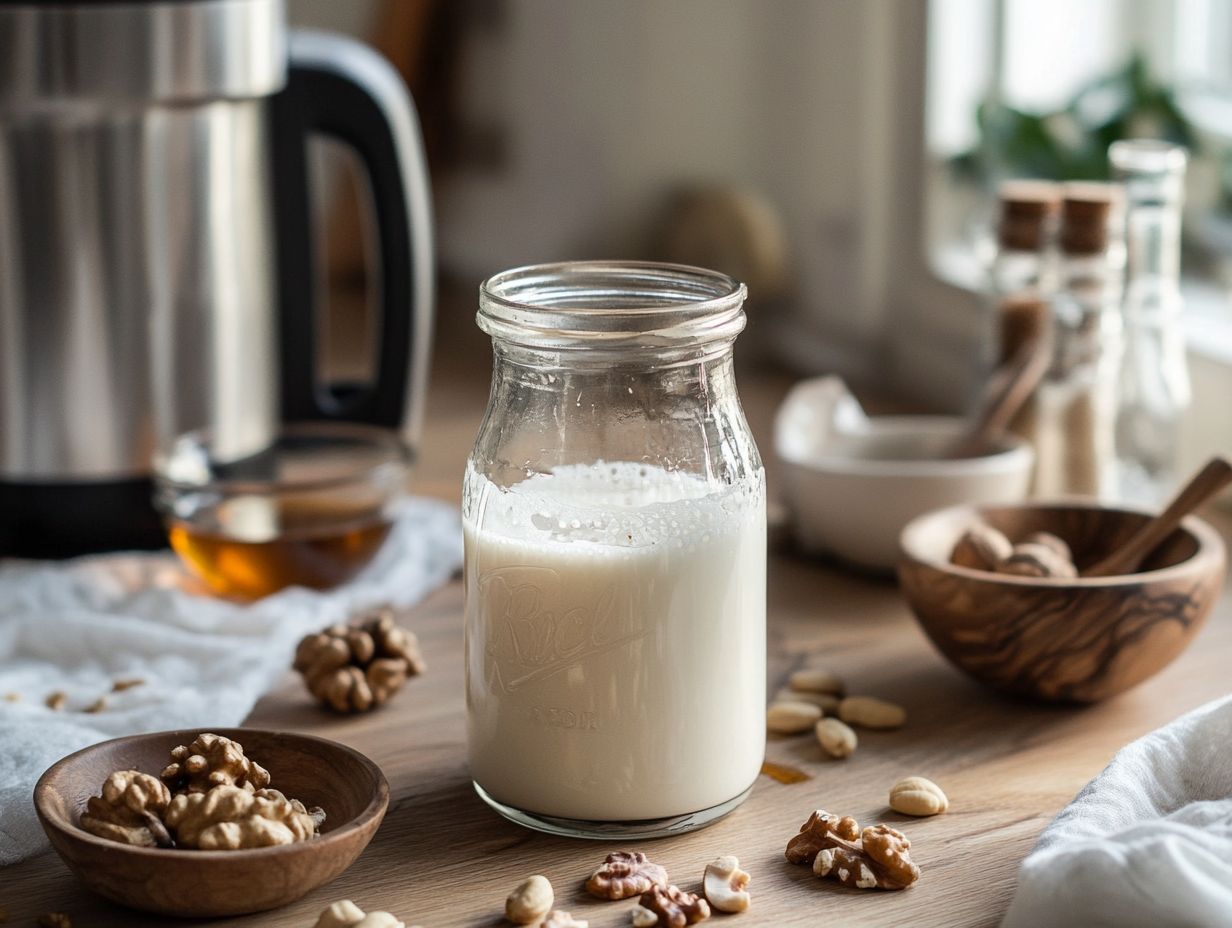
[154,423,410,599]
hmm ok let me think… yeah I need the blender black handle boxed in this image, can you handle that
[272,30,433,433]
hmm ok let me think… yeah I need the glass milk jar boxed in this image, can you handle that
[464,261,766,838]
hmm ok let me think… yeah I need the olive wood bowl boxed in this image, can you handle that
[34,728,389,917]
[899,502,1226,702]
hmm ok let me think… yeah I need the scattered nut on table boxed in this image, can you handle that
[164,785,320,849]
[294,607,426,713]
[787,667,845,696]
[889,776,949,816]
[766,700,823,734]
[950,524,1013,570]
[702,855,751,913]
[80,770,172,847]
[586,850,669,899]
[639,884,710,926]
[45,691,67,711]
[111,677,145,692]
[3,691,20,702]
[505,874,554,925]
[161,732,271,794]
[542,912,588,928]
[815,717,858,758]
[786,809,921,890]
[315,900,368,928]
[837,695,906,730]
[776,688,840,714]
[312,901,411,928]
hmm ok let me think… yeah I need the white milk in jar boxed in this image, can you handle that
[465,460,766,824]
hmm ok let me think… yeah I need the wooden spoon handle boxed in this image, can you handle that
[948,331,1051,459]
[1084,456,1232,577]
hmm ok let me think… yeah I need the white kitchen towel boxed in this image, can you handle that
[1002,693,1232,928]
[0,496,462,866]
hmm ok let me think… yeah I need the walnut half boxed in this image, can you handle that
[702,856,750,913]
[638,885,710,927]
[164,785,320,850]
[585,851,669,900]
[785,809,920,890]
[79,770,172,848]
[160,733,271,795]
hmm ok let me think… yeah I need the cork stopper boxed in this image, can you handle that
[997,292,1051,364]
[997,180,1060,251]
[1059,182,1121,255]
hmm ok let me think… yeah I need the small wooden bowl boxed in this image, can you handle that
[899,502,1226,702]
[34,728,389,917]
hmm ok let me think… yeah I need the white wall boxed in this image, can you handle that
[438,1,915,380]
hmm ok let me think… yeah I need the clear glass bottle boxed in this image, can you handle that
[985,181,1058,442]
[988,179,1060,305]
[464,261,766,839]
[1030,183,1124,498]
[1109,140,1190,504]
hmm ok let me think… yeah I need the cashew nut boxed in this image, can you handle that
[703,855,751,913]
[766,700,823,734]
[950,524,1013,570]
[815,717,858,758]
[999,542,1077,578]
[313,902,406,928]
[889,776,949,816]
[1020,530,1072,564]
[787,668,845,696]
[838,696,906,730]
[315,902,367,928]
[354,915,406,928]
[777,688,840,714]
[506,875,554,925]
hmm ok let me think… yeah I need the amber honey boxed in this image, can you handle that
[168,498,393,599]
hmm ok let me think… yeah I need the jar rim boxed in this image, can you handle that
[478,260,747,348]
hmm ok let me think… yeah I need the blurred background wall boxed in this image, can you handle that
[287,0,1232,469]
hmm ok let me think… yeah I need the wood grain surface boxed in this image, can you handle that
[3,319,1230,927]
[6,548,1231,927]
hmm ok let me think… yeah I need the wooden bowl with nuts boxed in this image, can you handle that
[898,502,1226,702]
[34,728,389,917]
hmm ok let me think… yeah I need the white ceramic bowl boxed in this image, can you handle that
[777,416,1034,571]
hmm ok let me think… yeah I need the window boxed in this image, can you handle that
[926,0,1232,306]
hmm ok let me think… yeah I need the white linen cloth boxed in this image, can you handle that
[0,497,462,865]
[1002,694,1232,928]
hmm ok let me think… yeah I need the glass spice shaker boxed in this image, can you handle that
[989,179,1060,302]
[1030,183,1124,498]
[986,180,1060,442]
[1109,140,1191,505]
[463,261,766,838]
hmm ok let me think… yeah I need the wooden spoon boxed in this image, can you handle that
[947,323,1051,459]
[1084,455,1232,577]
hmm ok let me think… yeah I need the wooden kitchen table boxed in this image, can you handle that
[4,350,1230,927]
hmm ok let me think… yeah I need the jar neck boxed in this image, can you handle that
[478,261,747,356]
[490,336,740,375]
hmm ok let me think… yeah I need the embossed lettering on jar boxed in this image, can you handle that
[464,262,767,838]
